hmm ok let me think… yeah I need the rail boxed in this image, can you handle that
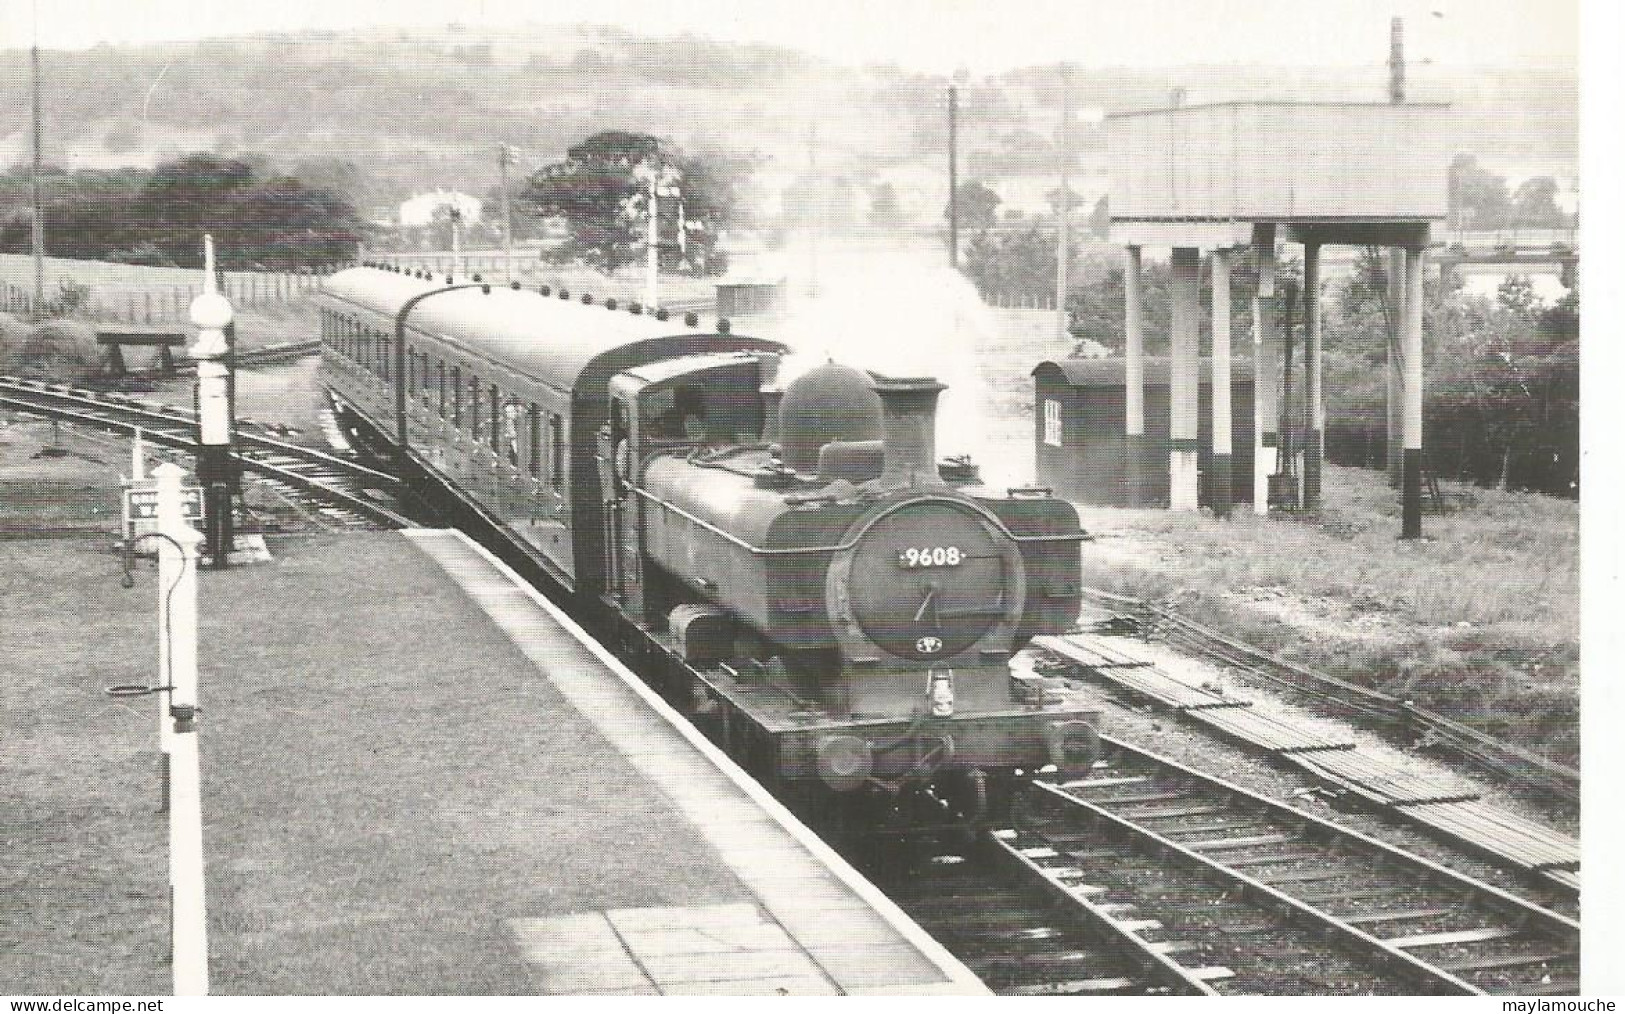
[1027,735,1580,995]
[0,377,412,529]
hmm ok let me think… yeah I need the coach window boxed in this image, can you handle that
[380,335,391,382]
[407,347,417,394]
[450,366,462,427]
[528,405,542,479]
[502,398,521,466]
[548,414,564,490]
[489,384,501,452]
[471,375,483,441]
[437,361,447,417]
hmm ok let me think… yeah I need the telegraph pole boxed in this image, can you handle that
[498,144,515,283]
[1055,64,1072,341]
[947,86,959,269]
[31,34,46,311]
[807,122,820,297]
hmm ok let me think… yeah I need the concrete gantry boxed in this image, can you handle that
[1104,100,1450,535]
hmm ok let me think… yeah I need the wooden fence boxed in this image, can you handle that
[0,269,328,324]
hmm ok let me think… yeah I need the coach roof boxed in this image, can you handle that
[320,266,739,391]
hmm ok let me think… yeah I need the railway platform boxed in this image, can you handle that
[7,524,982,995]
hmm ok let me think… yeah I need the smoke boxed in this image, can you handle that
[752,243,1019,485]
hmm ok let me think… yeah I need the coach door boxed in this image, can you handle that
[595,396,636,611]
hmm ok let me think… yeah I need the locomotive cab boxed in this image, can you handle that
[602,353,775,619]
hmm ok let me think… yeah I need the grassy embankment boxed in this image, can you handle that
[1073,465,1579,769]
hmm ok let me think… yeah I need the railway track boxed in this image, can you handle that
[854,838,1215,996]
[858,814,1429,995]
[224,338,323,367]
[854,731,1578,996]
[0,375,414,530]
[1020,736,1580,995]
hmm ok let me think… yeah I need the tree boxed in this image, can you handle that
[135,154,257,258]
[1448,154,1510,233]
[1088,196,1110,240]
[129,155,361,268]
[946,180,1000,232]
[517,130,734,275]
[1510,176,1567,230]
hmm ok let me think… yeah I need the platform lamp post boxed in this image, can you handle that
[189,236,235,568]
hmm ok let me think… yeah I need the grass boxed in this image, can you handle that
[1,254,323,363]
[1071,465,1580,769]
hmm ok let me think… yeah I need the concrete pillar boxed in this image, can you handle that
[1303,242,1324,508]
[1124,245,1145,507]
[1401,246,1426,539]
[1168,247,1201,511]
[1387,248,1405,486]
[1210,249,1233,517]
[1252,226,1278,514]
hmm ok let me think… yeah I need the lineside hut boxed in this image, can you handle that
[1035,357,1255,508]
[716,279,786,318]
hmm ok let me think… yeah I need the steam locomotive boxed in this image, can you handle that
[316,265,1100,832]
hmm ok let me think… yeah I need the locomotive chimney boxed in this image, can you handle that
[758,352,784,442]
[872,375,947,487]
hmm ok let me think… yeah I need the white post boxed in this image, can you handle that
[1123,245,1145,507]
[1253,226,1278,515]
[153,465,180,798]
[131,428,146,483]
[1168,247,1201,511]
[154,462,209,995]
[1055,63,1071,341]
[451,212,463,279]
[1210,249,1233,517]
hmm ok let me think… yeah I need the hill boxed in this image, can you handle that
[0,23,1578,220]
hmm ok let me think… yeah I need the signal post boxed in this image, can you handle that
[190,236,236,566]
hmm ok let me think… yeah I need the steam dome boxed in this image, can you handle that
[778,362,883,473]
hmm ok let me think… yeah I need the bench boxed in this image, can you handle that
[97,329,188,376]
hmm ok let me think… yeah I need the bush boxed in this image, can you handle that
[0,315,101,382]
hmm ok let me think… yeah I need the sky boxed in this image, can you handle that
[0,0,1579,72]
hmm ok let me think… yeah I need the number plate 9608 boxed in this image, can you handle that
[898,547,964,568]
